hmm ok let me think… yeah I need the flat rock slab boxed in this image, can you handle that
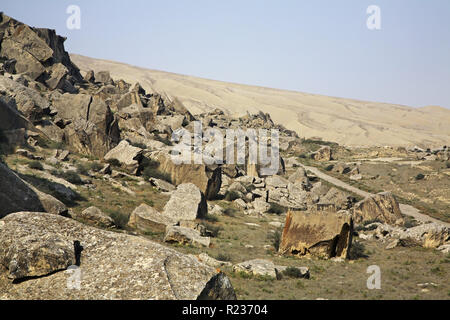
[0,212,235,300]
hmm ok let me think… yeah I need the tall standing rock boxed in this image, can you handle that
[279,209,353,259]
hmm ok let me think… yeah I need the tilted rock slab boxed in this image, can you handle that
[0,163,67,218]
[279,209,353,259]
[80,206,115,228]
[0,212,236,300]
[352,192,404,225]
[163,183,208,222]
[164,226,211,248]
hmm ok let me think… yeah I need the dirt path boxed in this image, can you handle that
[302,165,450,228]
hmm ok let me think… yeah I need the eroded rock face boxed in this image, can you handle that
[0,163,67,218]
[163,183,207,222]
[352,192,404,225]
[0,231,75,280]
[232,259,287,279]
[104,140,143,174]
[0,212,236,300]
[128,203,175,232]
[164,226,211,248]
[0,13,82,88]
[155,152,222,200]
[52,93,120,157]
[311,146,332,161]
[279,209,353,259]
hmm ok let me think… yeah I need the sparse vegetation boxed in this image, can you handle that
[350,241,368,259]
[202,222,222,237]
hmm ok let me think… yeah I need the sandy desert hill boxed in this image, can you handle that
[71,54,450,148]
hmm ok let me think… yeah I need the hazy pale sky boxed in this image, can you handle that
[2,0,450,108]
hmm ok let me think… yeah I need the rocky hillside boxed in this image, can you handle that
[71,54,450,148]
[0,13,449,300]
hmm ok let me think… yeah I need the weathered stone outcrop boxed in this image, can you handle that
[164,225,211,248]
[367,222,450,249]
[104,140,143,174]
[279,209,353,259]
[0,76,50,122]
[128,203,175,232]
[0,212,236,300]
[163,183,207,222]
[155,152,222,200]
[52,93,120,157]
[0,13,82,89]
[352,192,403,225]
[0,163,67,218]
[80,206,115,228]
[311,146,332,161]
[0,95,32,146]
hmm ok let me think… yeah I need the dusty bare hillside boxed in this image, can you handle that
[71,54,450,148]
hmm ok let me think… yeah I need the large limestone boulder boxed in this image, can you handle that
[279,209,353,259]
[0,212,236,300]
[52,93,120,157]
[164,226,211,248]
[266,175,289,189]
[128,203,175,232]
[163,183,207,222]
[352,192,404,225]
[155,152,222,200]
[0,13,82,88]
[104,140,143,174]
[80,206,115,228]
[311,146,332,161]
[0,163,67,218]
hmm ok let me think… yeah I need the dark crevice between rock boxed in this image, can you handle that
[74,240,83,267]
